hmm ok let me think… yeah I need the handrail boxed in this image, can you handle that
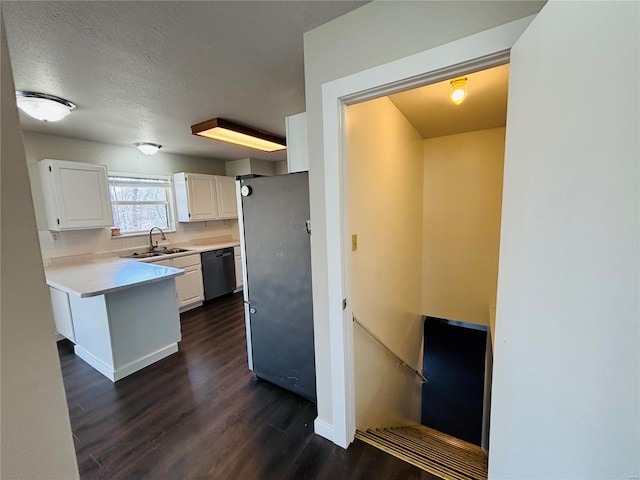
[353,314,428,384]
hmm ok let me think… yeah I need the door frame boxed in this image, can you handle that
[317,14,538,448]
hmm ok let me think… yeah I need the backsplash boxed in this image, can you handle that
[38,220,239,263]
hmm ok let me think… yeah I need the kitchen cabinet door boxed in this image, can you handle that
[146,253,204,311]
[176,265,204,308]
[173,173,219,222]
[49,286,75,342]
[39,159,113,231]
[216,176,238,219]
[234,246,243,289]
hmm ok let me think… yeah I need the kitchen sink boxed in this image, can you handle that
[126,248,193,259]
[127,252,167,258]
[163,248,192,254]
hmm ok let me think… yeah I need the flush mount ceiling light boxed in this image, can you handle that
[135,142,162,155]
[15,91,76,122]
[448,77,468,105]
[191,118,286,152]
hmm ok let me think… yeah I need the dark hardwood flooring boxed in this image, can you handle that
[59,292,437,480]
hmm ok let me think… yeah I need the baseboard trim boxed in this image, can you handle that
[179,301,203,313]
[74,345,115,381]
[314,417,335,442]
[113,343,179,381]
[74,343,179,382]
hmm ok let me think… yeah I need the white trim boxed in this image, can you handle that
[113,343,178,381]
[313,417,335,442]
[74,342,178,382]
[74,344,116,380]
[108,171,172,181]
[108,171,177,235]
[319,15,536,448]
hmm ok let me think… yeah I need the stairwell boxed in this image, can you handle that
[356,425,488,480]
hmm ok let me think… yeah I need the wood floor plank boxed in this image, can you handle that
[59,293,437,479]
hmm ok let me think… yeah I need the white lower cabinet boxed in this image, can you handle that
[173,254,204,309]
[234,246,243,290]
[149,254,204,311]
[49,286,75,342]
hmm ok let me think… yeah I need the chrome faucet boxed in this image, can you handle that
[148,227,167,252]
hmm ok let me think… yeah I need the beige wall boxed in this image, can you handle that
[0,15,79,479]
[348,97,424,428]
[304,0,545,429]
[22,132,239,261]
[274,160,288,176]
[225,158,252,176]
[422,128,505,326]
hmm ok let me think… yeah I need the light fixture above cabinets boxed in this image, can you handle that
[135,142,162,155]
[15,91,76,122]
[191,118,286,152]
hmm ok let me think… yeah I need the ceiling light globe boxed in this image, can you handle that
[449,78,468,105]
[15,91,76,122]
[135,143,162,155]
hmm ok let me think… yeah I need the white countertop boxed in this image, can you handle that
[45,238,241,297]
[46,259,185,298]
[134,240,240,263]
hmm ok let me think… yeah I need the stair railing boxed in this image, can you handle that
[353,314,428,384]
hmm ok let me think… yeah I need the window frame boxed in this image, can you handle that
[107,171,176,237]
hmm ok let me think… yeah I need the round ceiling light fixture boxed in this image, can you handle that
[448,77,468,105]
[15,91,76,122]
[135,142,162,155]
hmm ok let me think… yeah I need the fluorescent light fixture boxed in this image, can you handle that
[191,118,286,152]
[135,142,162,155]
[449,77,468,105]
[15,91,76,122]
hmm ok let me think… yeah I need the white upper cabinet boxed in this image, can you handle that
[173,172,219,222]
[216,175,238,219]
[174,173,237,222]
[38,159,113,231]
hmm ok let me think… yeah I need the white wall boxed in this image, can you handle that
[422,128,505,327]
[225,157,251,177]
[348,97,424,428]
[489,2,639,478]
[304,0,545,435]
[23,132,239,261]
[224,157,286,177]
[0,15,79,479]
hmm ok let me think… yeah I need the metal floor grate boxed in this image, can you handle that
[355,425,488,480]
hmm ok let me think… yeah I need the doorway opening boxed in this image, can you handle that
[343,63,509,478]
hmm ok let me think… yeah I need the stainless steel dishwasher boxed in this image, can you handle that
[201,248,236,301]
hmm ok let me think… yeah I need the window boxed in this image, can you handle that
[108,173,174,235]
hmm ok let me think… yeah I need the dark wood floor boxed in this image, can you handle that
[59,292,437,479]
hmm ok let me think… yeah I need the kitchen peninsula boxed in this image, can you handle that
[46,259,184,381]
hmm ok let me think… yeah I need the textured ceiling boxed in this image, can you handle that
[2,1,367,161]
[389,64,510,139]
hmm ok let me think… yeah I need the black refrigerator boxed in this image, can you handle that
[237,172,316,402]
